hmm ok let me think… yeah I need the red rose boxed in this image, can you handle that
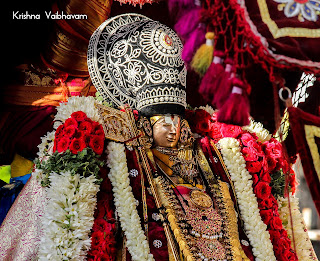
[260,170,271,183]
[269,229,281,240]
[247,140,264,156]
[57,137,71,153]
[79,121,93,135]
[70,111,87,122]
[74,130,86,139]
[195,109,211,120]
[289,169,298,194]
[269,216,283,230]
[263,139,283,159]
[64,125,76,137]
[95,200,106,219]
[69,138,86,154]
[252,174,259,186]
[246,161,262,173]
[254,181,271,200]
[266,155,277,172]
[55,124,65,139]
[92,122,105,137]
[208,122,223,140]
[64,117,78,128]
[91,231,105,249]
[259,198,274,209]
[242,147,259,161]
[195,120,211,133]
[240,132,256,146]
[93,218,113,233]
[282,249,298,260]
[184,109,195,126]
[89,135,105,155]
[260,209,273,225]
[221,124,242,138]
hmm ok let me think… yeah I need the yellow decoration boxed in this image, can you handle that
[191,32,215,77]
[11,154,34,178]
[0,165,11,184]
[305,125,320,180]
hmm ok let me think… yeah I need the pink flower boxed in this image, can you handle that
[240,132,256,146]
[242,147,259,161]
[221,124,242,138]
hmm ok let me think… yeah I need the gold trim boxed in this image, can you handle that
[257,0,320,39]
[304,125,320,180]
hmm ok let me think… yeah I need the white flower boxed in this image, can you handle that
[242,118,271,142]
[274,0,320,21]
[37,130,56,160]
[54,96,103,129]
[38,171,99,260]
[218,137,276,261]
[107,141,154,261]
[278,195,318,260]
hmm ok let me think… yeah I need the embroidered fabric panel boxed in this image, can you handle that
[0,175,46,260]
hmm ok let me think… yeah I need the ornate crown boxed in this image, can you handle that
[87,13,187,116]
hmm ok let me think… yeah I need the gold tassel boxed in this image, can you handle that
[191,32,215,77]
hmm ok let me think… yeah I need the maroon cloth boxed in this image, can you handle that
[288,107,320,216]
[244,0,320,63]
[0,106,56,164]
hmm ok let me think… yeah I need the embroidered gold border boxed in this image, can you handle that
[256,0,320,38]
[304,125,320,179]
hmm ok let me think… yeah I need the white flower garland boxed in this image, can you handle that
[278,196,318,261]
[218,137,276,261]
[54,96,103,129]
[107,141,154,261]
[243,118,271,142]
[37,130,56,160]
[38,171,99,260]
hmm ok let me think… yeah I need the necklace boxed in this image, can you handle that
[155,146,178,156]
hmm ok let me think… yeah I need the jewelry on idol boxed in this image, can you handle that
[154,146,178,156]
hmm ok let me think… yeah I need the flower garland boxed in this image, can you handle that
[238,132,298,261]
[107,141,154,261]
[36,96,105,260]
[218,137,276,261]
[38,172,99,260]
[278,196,318,261]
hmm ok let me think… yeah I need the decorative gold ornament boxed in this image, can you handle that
[190,190,213,209]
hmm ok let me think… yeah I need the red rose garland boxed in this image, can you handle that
[53,111,105,155]
[237,132,298,261]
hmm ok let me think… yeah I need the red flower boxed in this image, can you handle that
[89,135,105,155]
[93,218,113,233]
[221,124,242,138]
[57,137,71,153]
[260,209,273,225]
[240,132,256,146]
[289,169,298,194]
[79,121,93,135]
[69,138,86,154]
[71,111,87,122]
[266,155,277,172]
[252,174,259,186]
[246,161,262,173]
[260,170,271,183]
[64,117,78,128]
[259,198,274,209]
[254,181,271,200]
[195,109,211,120]
[91,231,105,250]
[92,122,104,137]
[269,216,283,230]
[263,139,283,159]
[208,122,223,140]
[74,130,86,139]
[282,249,298,260]
[242,147,259,161]
[55,124,65,139]
[195,120,211,133]
[64,125,77,137]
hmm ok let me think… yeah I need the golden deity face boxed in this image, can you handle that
[151,115,181,148]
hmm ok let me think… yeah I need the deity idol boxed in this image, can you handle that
[0,13,317,261]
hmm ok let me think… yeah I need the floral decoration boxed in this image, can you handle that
[107,141,154,261]
[218,137,276,261]
[238,132,298,261]
[36,97,105,260]
[278,196,318,261]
